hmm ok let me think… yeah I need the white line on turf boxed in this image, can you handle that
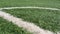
[0,7,60,11]
[0,11,54,34]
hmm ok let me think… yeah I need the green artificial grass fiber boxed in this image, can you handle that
[0,0,60,8]
[0,0,60,34]
[0,17,32,34]
[3,9,60,32]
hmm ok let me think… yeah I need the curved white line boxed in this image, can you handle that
[0,11,54,34]
[0,7,60,11]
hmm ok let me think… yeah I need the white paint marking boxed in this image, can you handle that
[0,11,55,34]
[0,7,60,34]
[0,7,60,11]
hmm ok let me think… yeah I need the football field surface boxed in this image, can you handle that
[0,0,60,34]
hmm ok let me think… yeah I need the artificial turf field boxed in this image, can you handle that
[0,0,60,34]
[0,0,60,8]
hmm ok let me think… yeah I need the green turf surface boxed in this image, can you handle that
[3,9,60,32]
[0,0,60,8]
[0,17,32,34]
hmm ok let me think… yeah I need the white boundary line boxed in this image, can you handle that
[0,7,60,34]
[0,11,54,34]
[0,7,60,11]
